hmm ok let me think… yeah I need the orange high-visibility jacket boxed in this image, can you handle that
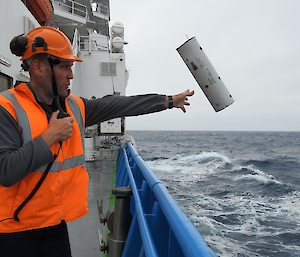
[0,82,89,233]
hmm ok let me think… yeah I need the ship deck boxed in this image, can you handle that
[67,160,115,257]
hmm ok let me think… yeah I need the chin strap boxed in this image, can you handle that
[47,57,60,96]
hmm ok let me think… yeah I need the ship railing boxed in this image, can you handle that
[79,36,98,51]
[90,1,109,20]
[115,142,217,257]
[52,0,88,21]
[79,35,109,52]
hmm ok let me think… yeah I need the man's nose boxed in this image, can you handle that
[68,68,74,79]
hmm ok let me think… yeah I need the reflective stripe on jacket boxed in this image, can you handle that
[0,83,89,232]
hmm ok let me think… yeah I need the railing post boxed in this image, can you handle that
[72,1,74,15]
[106,187,132,257]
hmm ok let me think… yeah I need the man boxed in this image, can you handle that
[0,27,194,256]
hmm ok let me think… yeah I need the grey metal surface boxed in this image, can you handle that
[106,187,132,257]
[67,160,115,257]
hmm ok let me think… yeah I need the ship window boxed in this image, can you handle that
[101,62,116,75]
[0,72,13,93]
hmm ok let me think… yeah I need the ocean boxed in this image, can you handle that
[127,130,300,257]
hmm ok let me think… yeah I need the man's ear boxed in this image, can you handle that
[29,59,44,78]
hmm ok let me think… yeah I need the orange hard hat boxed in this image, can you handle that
[21,26,82,62]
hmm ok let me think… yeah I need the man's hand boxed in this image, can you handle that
[165,89,195,113]
[41,110,74,147]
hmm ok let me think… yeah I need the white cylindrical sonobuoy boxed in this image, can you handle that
[176,37,234,112]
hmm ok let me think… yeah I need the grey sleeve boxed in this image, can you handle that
[0,106,53,187]
[82,94,167,127]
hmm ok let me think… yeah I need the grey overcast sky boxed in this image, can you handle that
[110,0,300,131]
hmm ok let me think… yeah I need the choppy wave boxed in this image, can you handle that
[128,130,300,256]
[147,151,231,175]
[233,165,281,184]
[146,151,300,256]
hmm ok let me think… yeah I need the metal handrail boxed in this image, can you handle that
[52,0,88,19]
[117,142,217,257]
[91,1,109,19]
[122,147,159,257]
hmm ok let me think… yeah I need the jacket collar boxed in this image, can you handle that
[13,81,71,120]
[14,81,71,103]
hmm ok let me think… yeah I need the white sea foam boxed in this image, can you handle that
[147,151,231,175]
[190,191,300,235]
[175,151,231,164]
[160,170,300,256]
[191,193,300,256]
[233,165,281,184]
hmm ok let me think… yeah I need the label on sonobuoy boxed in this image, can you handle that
[176,37,234,112]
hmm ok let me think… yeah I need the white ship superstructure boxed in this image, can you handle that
[51,0,129,158]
